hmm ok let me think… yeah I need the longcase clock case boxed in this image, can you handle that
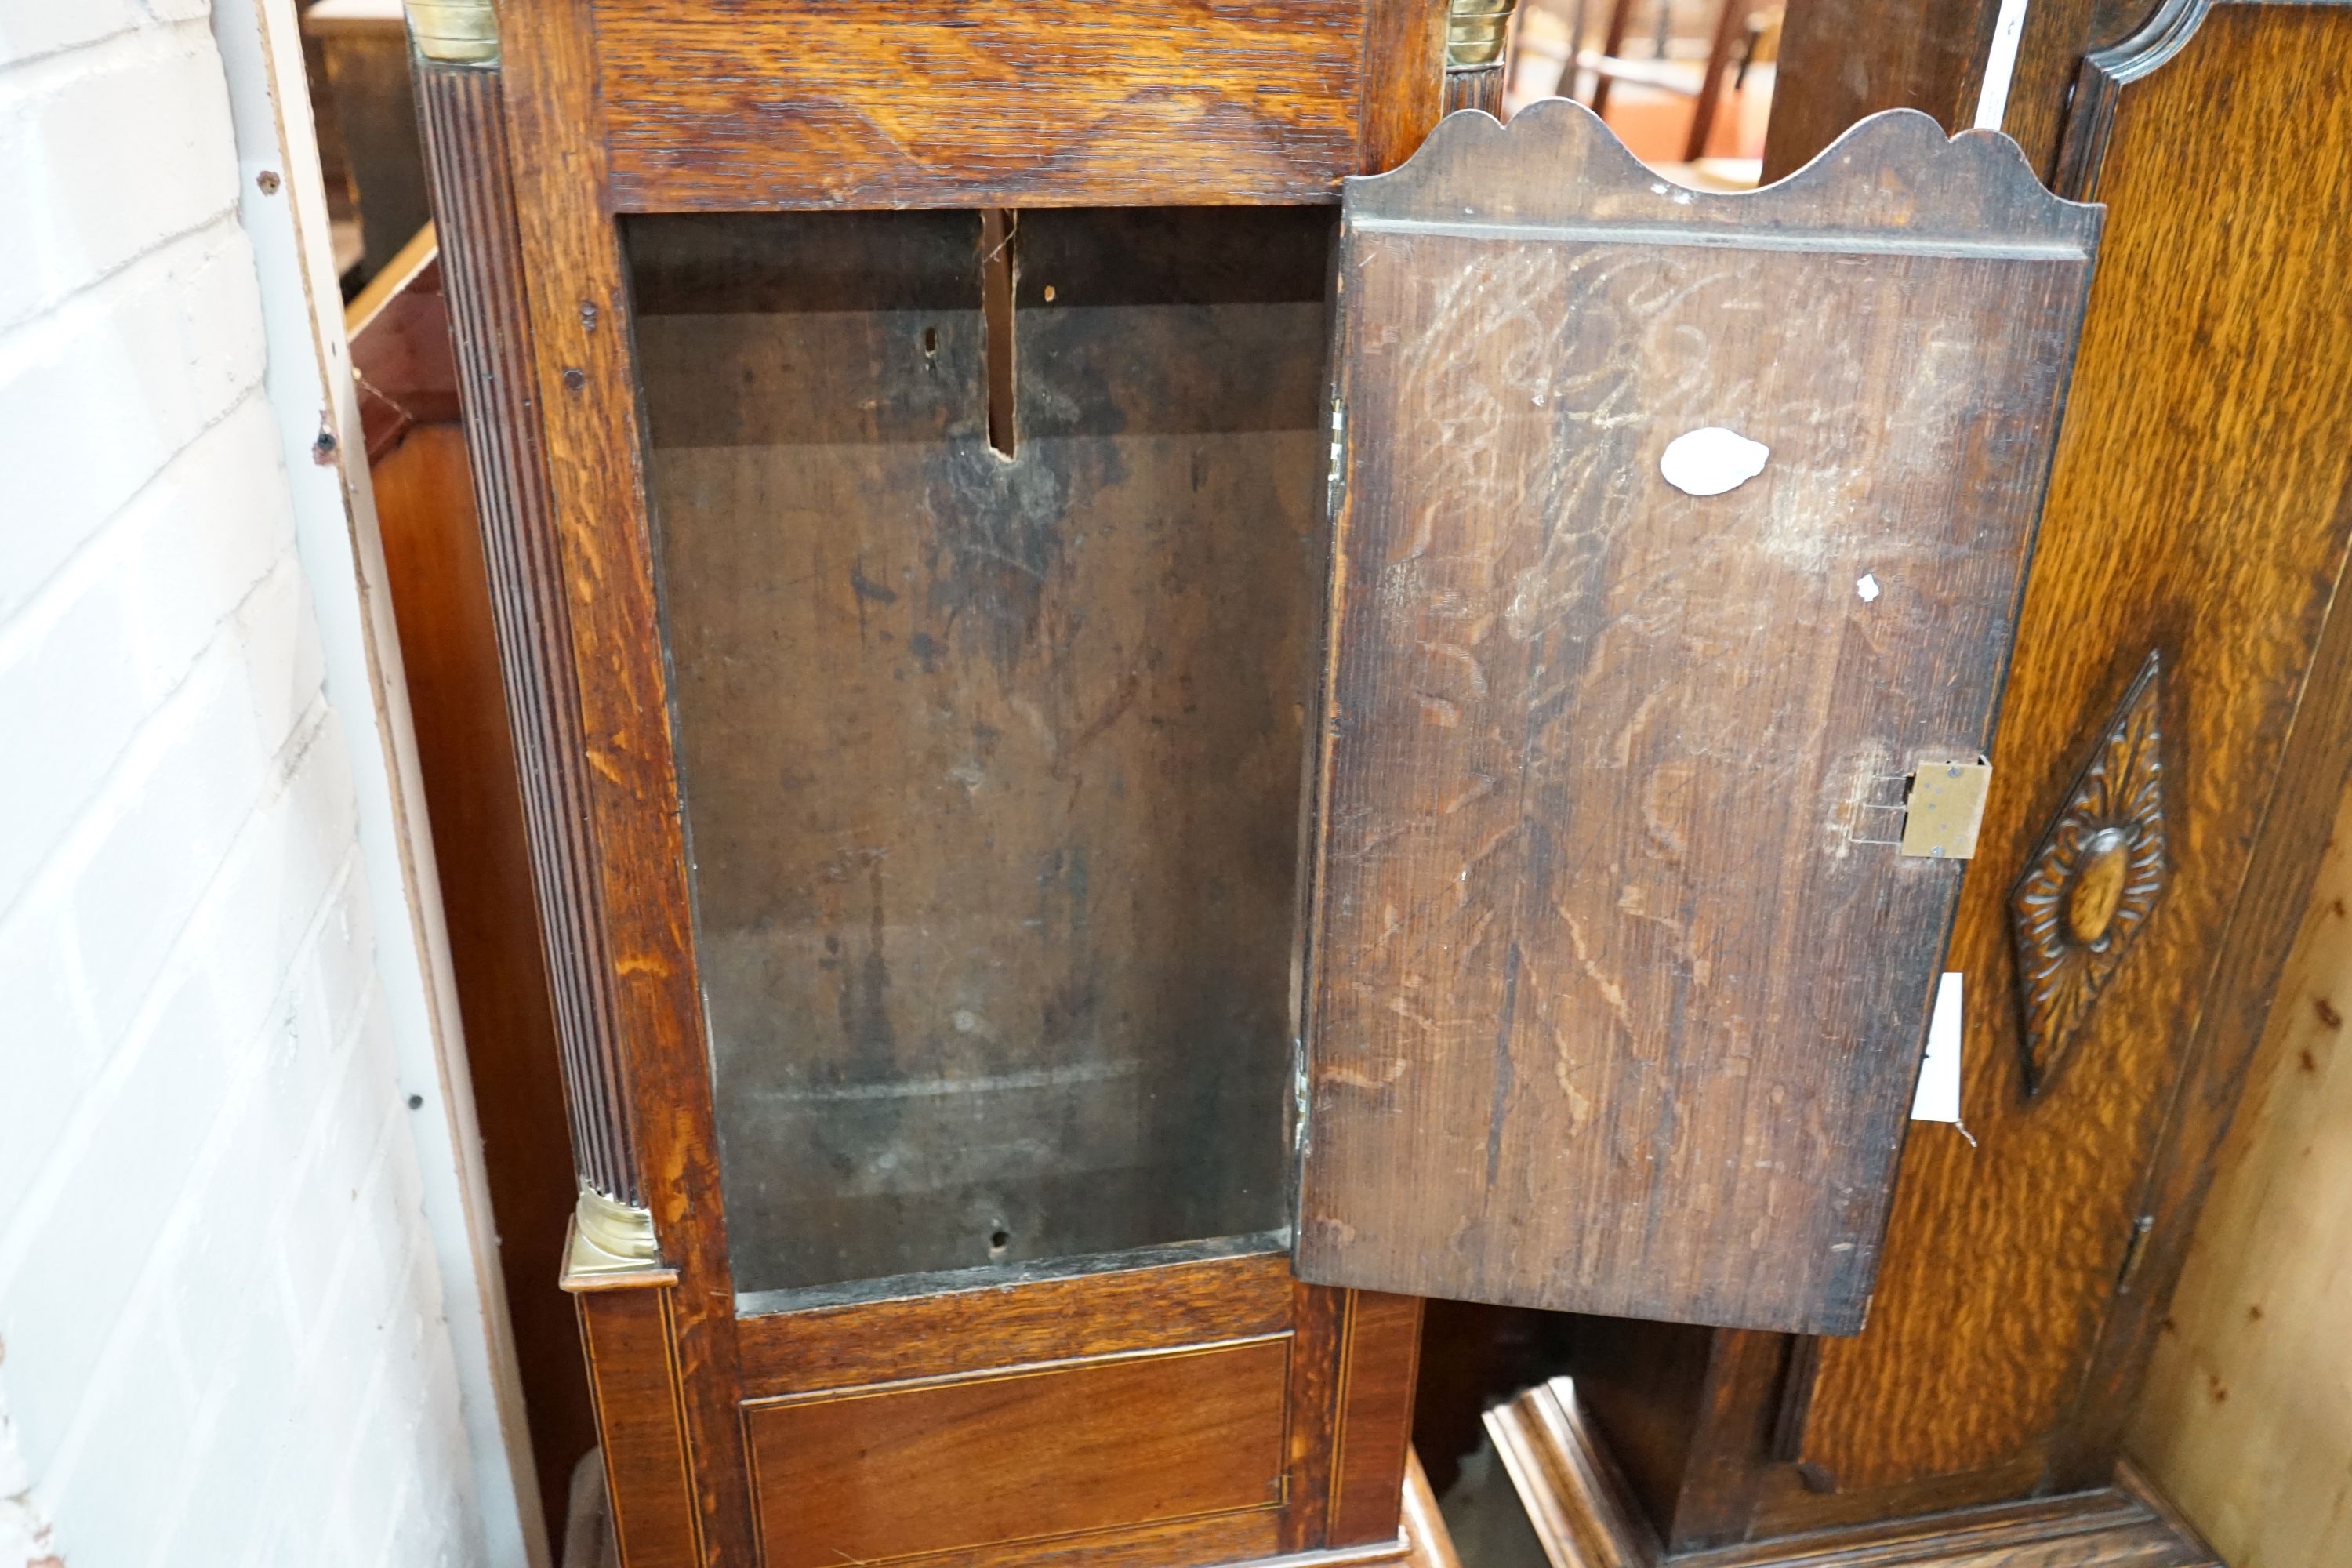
[408,2,2096,1564]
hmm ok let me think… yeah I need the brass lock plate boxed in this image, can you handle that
[1900,759,1993,860]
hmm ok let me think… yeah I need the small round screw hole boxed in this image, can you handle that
[989,1228,1012,1253]
[562,368,587,393]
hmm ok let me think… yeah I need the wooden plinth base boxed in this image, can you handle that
[1485,1380,2218,1568]
[559,1447,1457,1568]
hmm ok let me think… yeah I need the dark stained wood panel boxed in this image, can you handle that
[592,0,1443,211]
[1295,103,2100,1334]
[744,1338,1291,1568]
[2000,0,2166,183]
[1795,0,2352,1497]
[1762,0,2167,186]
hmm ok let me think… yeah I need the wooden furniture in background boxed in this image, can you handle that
[1680,0,1752,157]
[303,0,431,284]
[1474,3,2352,1563]
[347,227,600,1552]
[1573,0,1760,158]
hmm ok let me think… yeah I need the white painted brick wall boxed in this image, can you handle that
[0,3,493,1563]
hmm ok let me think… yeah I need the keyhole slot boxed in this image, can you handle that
[979,208,1018,459]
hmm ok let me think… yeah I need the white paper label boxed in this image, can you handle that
[1660,427,1770,497]
[1912,972,1964,1123]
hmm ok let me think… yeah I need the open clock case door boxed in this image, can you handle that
[1293,103,2102,1336]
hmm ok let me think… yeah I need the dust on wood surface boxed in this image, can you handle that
[633,208,1334,1297]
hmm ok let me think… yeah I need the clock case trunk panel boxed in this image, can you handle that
[416,5,1453,1564]
[415,2,2111,1565]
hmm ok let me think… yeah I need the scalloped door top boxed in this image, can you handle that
[1294,104,2100,1335]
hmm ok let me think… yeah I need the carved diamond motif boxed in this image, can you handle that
[2010,652,2169,1097]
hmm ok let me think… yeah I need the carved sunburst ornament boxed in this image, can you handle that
[2010,653,2169,1097]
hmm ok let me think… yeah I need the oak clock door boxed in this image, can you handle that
[1293,103,2102,1336]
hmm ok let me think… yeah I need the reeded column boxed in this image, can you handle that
[406,0,654,1268]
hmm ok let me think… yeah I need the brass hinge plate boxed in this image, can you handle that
[1900,758,1993,860]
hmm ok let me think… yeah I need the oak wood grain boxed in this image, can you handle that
[735,1261,1403,1566]
[579,1286,703,1567]
[746,1339,1291,1568]
[1501,4,2352,1550]
[1296,102,2099,1334]
[1285,1280,1352,1555]
[593,0,1443,211]
[733,1250,1297,1396]
[437,6,1443,1565]
[1364,0,1454,169]
[1332,1293,1427,1547]
[2059,5,2352,1484]
[1488,1379,2216,1568]
[1794,0,2352,1497]
[493,2,757,1554]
